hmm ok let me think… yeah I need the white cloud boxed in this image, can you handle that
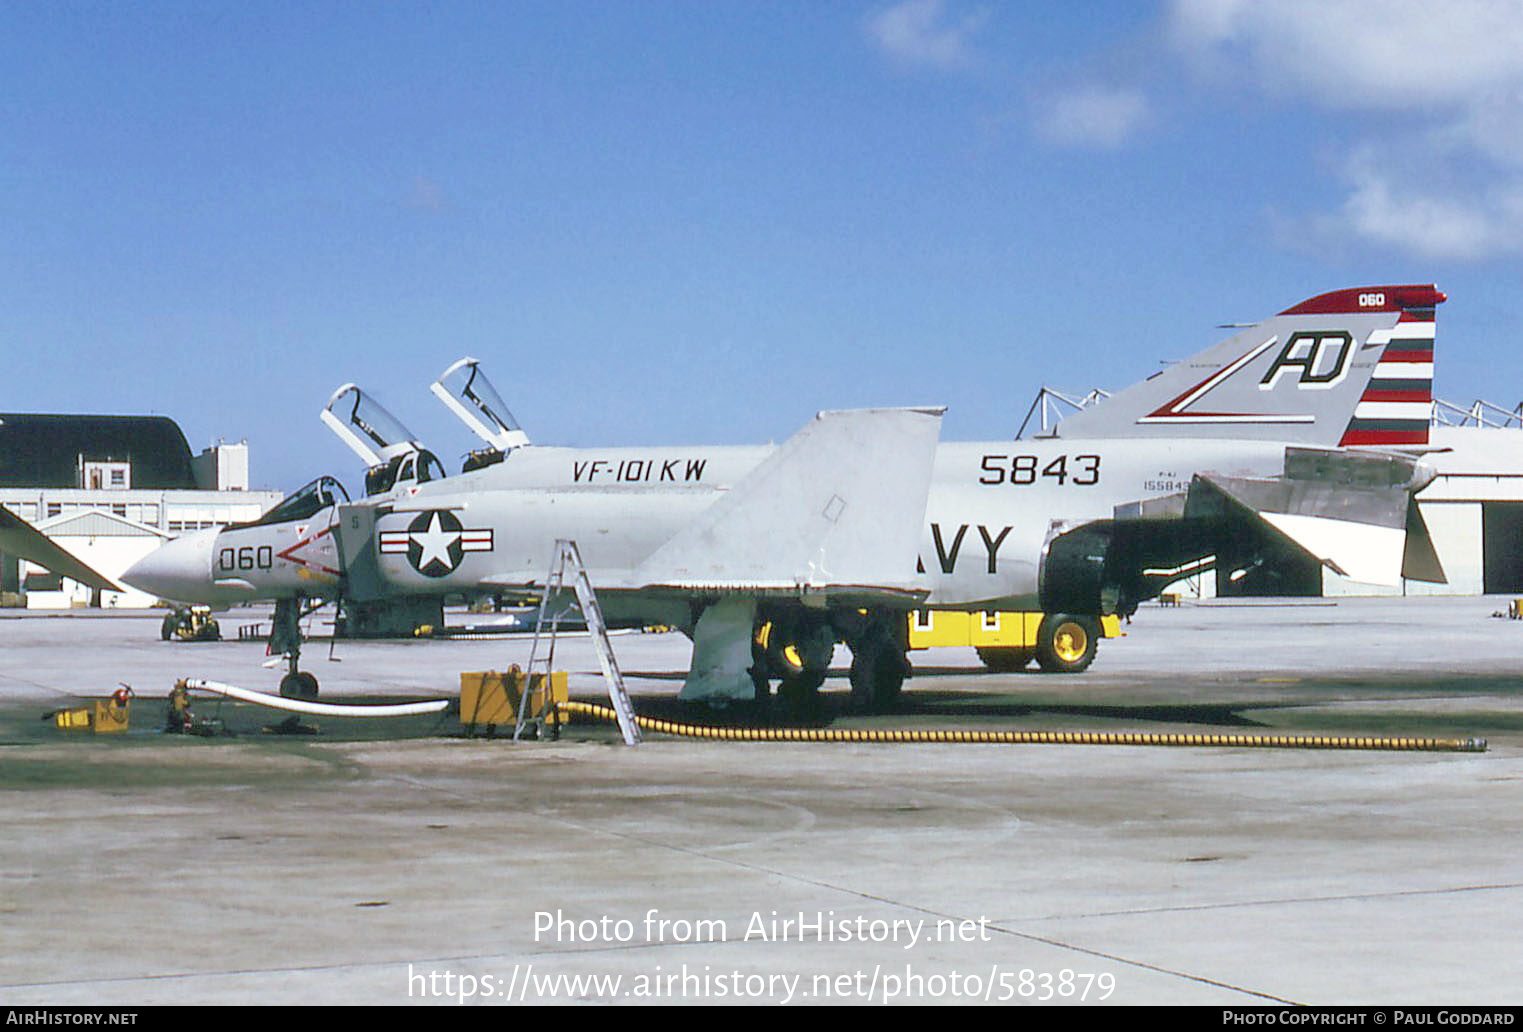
[1447,88,1523,168]
[865,0,988,70]
[1035,86,1151,150]
[1167,0,1523,261]
[1330,163,1518,262]
[1168,0,1523,110]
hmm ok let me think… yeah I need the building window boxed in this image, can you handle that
[81,460,131,491]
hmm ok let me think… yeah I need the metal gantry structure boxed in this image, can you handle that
[1430,398,1523,430]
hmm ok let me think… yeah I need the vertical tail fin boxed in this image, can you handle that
[1056,285,1444,446]
[1328,291,1438,447]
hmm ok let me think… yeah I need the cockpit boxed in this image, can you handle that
[363,448,447,495]
[242,475,351,528]
[317,362,529,496]
[321,384,446,498]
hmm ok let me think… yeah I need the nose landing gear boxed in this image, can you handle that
[271,597,321,700]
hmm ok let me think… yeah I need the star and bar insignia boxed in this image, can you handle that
[378,510,493,577]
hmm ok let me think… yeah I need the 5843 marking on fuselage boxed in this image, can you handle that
[979,453,1100,486]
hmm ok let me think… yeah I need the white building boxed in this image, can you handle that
[0,414,282,609]
[1325,423,1523,598]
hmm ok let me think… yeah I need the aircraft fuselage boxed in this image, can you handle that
[351,435,1289,616]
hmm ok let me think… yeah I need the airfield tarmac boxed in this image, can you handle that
[2,596,1521,1007]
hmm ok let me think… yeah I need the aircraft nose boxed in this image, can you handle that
[122,529,219,602]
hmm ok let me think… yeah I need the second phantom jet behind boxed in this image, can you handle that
[123,285,1447,710]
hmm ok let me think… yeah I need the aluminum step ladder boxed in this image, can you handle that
[516,539,641,745]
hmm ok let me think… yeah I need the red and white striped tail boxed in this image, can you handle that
[1338,303,1436,448]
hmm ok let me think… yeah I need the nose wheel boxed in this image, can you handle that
[279,670,319,700]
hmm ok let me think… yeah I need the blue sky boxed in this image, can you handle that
[6,1,1523,491]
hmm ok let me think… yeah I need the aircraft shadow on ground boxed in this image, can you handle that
[888,691,1281,728]
[612,678,1285,729]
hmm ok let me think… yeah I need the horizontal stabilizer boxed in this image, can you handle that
[0,504,121,593]
[633,407,944,598]
[1191,472,1411,586]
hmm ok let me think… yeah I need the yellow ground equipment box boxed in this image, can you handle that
[93,699,130,733]
[460,668,568,732]
[52,692,132,734]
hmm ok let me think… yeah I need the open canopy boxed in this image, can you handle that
[430,357,530,452]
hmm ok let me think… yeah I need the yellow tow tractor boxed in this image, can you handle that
[160,605,222,642]
[908,610,1123,673]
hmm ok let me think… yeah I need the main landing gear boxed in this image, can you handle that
[842,609,909,714]
[749,607,910,717]
[751,610,834,719]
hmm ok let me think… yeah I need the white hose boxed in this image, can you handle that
[183,679,450,718]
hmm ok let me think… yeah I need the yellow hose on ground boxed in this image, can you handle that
[555,701,1486,752]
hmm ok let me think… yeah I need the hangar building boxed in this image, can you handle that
[0,413,282,609]
[1327,421,1523,598]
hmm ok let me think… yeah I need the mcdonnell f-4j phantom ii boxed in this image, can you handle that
[120,285,1447,711]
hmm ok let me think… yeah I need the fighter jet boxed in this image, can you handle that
[122,285,1447,712]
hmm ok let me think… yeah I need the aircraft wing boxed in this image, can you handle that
[0,504,122,593]
[631,406,945,602]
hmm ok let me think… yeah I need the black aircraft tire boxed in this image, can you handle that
[871,661,904,711]
[975,646,1035,672]
[1034,615,1099,674]
[848,652,872,712]
[849,647,906,713]
[778,670,824,719]
[279,672,320,700]
[748,639,774,703]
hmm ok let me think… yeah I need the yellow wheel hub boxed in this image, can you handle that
[1052,623,1088,664]
[781,644,804,674]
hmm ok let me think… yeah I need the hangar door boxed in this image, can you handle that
[1482,503,1523,594]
